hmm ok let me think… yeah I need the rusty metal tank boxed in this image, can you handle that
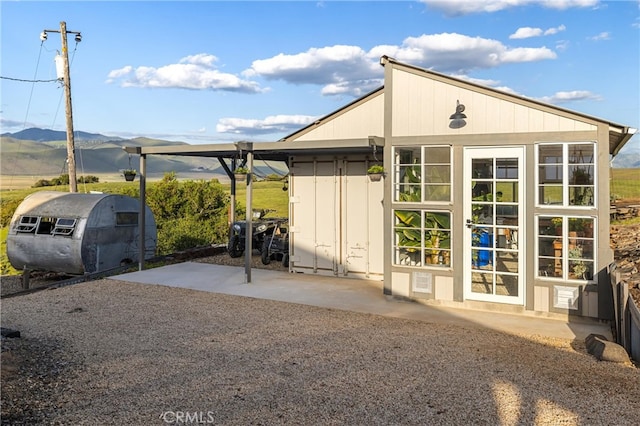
[7,191,156,274]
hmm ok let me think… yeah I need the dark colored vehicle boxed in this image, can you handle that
[261,221,289,267]
[227,209,284,258]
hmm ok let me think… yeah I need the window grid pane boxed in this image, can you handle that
[537,142,595,207]
[393,209,451,268]
[394,146,451,203]
[537,216,595,281]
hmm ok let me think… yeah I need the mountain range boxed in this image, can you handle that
[1,128,637,177]
[0,128,228,178]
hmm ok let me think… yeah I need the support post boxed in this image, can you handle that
[138,154,147,271]
[22,267,31,290]
[245,149,254,283]
[230,158,236,226]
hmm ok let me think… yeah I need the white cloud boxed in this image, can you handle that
[106,54,264,93]
[537,90,602,104]
[544,24,567,35]
[510,27,543,39]
[216,115,318,135]
[589,32,611,41]
[245,33,557,97]
[510,24,566,39]
[421,0,599,16]
[244,45,380,84]
[388,33,556,69]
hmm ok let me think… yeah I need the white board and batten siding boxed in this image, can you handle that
[289,158,384,280]
[293,92,384,141]
[391,68,597,137]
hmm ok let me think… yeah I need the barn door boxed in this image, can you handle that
[289,158,383,279]
[342,160,383,277]
[289,160,338,273]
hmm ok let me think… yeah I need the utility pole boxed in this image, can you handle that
[42,21,81,192]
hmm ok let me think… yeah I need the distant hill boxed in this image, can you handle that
[0,129,219,176]
[1,127,121,143]
[0,129,287,179]
[612,154,640,168]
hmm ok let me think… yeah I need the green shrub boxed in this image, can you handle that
[156,215,229,254]
[0,199,22,227]
[145,173,230,254]
[264,173,285,181]
[78,175,100,184]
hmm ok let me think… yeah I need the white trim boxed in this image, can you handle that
[463,146,525,305]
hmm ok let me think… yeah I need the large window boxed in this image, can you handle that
[537,142,595,207]
[537,216,595,281]
[393,210,451,268]
[393,146,451,203]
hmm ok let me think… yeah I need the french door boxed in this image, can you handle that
[463,147,524,305]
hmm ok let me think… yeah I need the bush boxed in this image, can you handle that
[31,174,98,188]
[146,173,230,254]
[0,199,22,227]
[156,215,229,254]
[264,173,285,181]
[78,175,100,184]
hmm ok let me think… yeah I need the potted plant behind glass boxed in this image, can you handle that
[234,166,249,182]
[123,169,137,182]
[367,164,385,182]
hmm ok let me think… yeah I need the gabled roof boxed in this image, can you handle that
[379,56,636,155]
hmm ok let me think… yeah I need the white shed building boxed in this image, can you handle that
[126,57,635,321]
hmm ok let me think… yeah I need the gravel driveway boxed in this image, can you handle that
[2,279,639,425]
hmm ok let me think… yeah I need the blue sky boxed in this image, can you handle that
[1,1,639,154]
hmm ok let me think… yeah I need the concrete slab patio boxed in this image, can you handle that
[111,262,612,341]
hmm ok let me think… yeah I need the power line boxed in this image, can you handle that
[0,75,60,83]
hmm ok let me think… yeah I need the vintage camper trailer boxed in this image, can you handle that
[7,191,156,275]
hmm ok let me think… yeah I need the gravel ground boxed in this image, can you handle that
[2,279,640,425]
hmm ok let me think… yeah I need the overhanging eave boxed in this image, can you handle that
[123,137,384,162]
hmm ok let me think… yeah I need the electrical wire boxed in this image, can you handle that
[0,76,59,83]
[7,42,46,190]
[253,153,289,179]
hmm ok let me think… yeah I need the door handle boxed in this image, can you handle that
[466,219,473,229]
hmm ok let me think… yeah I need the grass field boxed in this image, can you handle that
[610,168,640,201]
[1,169,637,276]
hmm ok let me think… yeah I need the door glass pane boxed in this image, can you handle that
[496,182,517,203]
[473,204,493,224]
[471,272,493,294]
[496,158,518,179]
[472,181,492,200]
[495,251,518,273]
[496,274,518,296]
[472,159,493,179]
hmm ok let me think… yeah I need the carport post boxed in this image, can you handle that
[138,153,146,271]
[245,149,254,283]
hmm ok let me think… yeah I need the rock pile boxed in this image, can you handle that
[611,223,640,305]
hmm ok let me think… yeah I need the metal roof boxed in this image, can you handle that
[124,137,385,161]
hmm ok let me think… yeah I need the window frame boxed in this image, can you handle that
[536,215,596,282]
[393,209,452,269]
[536,142,596,208]
[393,145,453,204]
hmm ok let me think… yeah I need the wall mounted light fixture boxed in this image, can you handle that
[449,100,467,129]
